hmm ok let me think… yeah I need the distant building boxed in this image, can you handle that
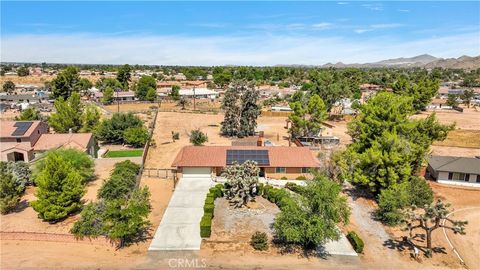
[0,121,96,162]
[426,155,480,187]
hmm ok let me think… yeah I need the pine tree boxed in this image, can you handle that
[31,152,85,222]
[221,88,241,136]
[239,86,260,137]
[0,168,23,214]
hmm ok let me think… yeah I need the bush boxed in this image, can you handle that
[204,203,214,215]
[250,231,269,251]
[347,231,364,253]
[296,175,307,180]
[209,186,223,199]
[189,129,208,146]
[1,161,32,189]
[98,160,139,200]
[408,176,433,207]
[34,149,94,184]
[95,113,143,144]
[200,213,212,237]
[257,183,264,196]
[280,176,288,180]
[123,126,149,147]
[205,196,214,205]
[0,168,24,214]
[375,183,410,226]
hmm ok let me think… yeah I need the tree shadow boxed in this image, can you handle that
[343,183,376,202]
[271,237,332,260]
[383,234,448,258]
[10,199,29,213]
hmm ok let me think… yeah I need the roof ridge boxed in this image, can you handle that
[436,156,464,171]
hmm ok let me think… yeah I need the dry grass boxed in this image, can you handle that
[433,129,480,148]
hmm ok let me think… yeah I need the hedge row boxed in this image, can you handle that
[200,184,223,238]
[346,231,364,253]
[284,182,306,194]
[259,183,296,210]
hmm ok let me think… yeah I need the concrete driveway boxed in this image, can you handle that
[149,176,213,251]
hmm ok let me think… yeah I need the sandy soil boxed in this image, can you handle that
[144,111,295,168]
[430,145,480,158]
[412,107,480,130]
[104,100,222,113]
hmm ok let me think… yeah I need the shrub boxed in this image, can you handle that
[281,176,288,180]
[375,183,410,226]
[205,196,214,205]
[204,203,214,215]
[1,161,32,189]
[257,183,264,196]
[189,129,208,146]
[123,126,149,147]
[0,168,24,214]
[95,113,143,144]
[209,186,223,199]
[347,231,364,253]
[296,175,307,180]
[34,149,94,184]
[408,176,433,207]
[200,213,212,237]
[98,160,139,200]
[250,231,269,251]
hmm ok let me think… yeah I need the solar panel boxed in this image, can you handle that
[12,122,33,136]
[226,150,270,166]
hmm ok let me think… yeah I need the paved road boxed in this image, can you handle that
[149,176,213,251]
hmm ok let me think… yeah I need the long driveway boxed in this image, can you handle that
[148,176,213,251]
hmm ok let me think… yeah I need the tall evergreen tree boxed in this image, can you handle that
[51,66,81,99]
[31,152,85,222]
[48,92,83,133]
[116,64,132,90]
[221,88,241,136]
[239,86,260,137]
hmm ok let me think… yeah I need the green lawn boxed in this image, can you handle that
[104,149,144,158]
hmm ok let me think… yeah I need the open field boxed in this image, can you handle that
[104,100,222,113]
[104,149,143,158]
[433,129,480,148]
[413,107,480,130]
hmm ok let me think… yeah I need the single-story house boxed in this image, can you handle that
[171,146,320,179]
[93,91,136,102]
[0,121,96,162]
[426,155,480,187]
[179,88,219,99]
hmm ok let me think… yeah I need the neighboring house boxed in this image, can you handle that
[93,91,136,102]
[0,121,96,162]
[427,98,452,110]
[426,155,480,187]
[178,88,219,99]
[171,146,319,179]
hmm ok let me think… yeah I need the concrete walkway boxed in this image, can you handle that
[321,233,358,256]
[149,177,213,251]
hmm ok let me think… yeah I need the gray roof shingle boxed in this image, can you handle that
[427,155,480,175]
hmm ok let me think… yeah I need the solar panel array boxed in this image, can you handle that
[226,150,270,165]
[12,122,33,136]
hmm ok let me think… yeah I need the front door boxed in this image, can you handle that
[13,152,25,162]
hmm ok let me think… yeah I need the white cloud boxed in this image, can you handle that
[362,3,383,11]
[354,29,371,34]
[337,2,348,5]
[1,31,479,66]
[370,23,405,29]
[398,9,410,13]
[312,22,333,30]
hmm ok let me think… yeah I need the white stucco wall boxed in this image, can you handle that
[437,171,480,188]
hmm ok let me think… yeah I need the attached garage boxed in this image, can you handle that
[181,167,212,178]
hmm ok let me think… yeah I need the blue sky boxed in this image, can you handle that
[1,1,479,65]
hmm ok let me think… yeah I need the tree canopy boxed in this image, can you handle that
[51,66,81,99]
[116,64,132,90]
[95,113,145,145]
[135,76,156,100]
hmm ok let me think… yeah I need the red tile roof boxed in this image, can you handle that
[172,146,320,168]
[34,133,93,151]
[0,121,42,138]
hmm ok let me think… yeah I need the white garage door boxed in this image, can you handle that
[182,167,211,178]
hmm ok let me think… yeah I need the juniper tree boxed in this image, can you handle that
[288,94,327,138]
[0,167,24,214]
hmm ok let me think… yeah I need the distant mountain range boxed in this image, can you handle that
[320,54,480,69]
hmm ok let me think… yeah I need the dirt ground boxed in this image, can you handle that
[104,100,222,113]
[144,111,296,168]
[412,108,480,130]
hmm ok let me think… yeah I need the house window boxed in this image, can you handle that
[275,167,286,173]
[451,172,466,181]
[301,167,309,173]
[476,175,480,183]
[16,138,21,143]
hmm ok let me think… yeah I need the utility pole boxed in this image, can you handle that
[193,85,196,111]
[116,88,120,113]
